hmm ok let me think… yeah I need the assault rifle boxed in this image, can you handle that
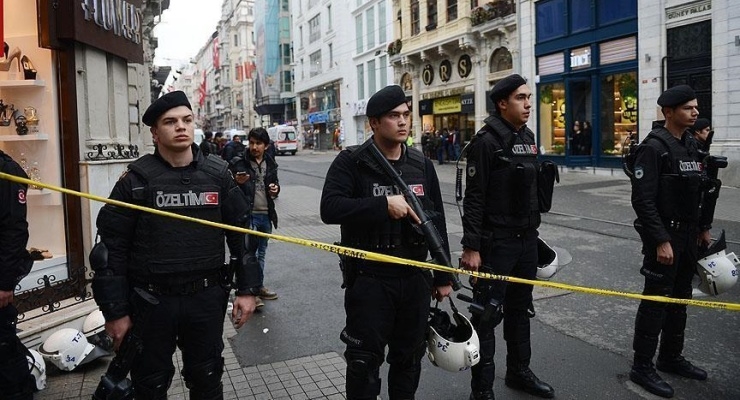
[367,142,462,290]
[92,287,159,400]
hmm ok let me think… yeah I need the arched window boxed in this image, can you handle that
[489,47,513,73]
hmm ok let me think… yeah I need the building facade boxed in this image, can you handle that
[391,0,519,144]
[253,0,295,126]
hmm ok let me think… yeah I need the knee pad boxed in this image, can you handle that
[345,349,381,399]
[182,357,224,399]
[133,368,174,400]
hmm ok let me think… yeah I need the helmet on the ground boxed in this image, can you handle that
[696,231,739,295]
[26,348,47,391]
[427,305,480,372]
[38,328,108,371]
[82,309,114,352]
[536,238,559,280]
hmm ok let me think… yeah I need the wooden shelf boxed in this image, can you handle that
[0,133,48,141]
[0,79,46,88]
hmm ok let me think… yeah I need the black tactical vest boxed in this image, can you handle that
[127,154,228,278]
[648,129,706,223]
[340,145,433,262]
[481,116,540,227]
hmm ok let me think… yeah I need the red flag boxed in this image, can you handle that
[245,61,256,79]
[212,38,220,69]
[198,70,207,107]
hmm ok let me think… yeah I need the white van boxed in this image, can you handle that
[267,125,298,155]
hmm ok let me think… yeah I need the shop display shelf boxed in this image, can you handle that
[0,79,46,88]
[0,133,49,141]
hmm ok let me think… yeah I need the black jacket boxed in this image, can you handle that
[0,151,33,291]
[461,115,541,251]
[320,142,452,287]
[228,151,280,229]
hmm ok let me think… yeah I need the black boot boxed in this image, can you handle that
[630,361,674,398]
[656,356,707,380]
[469,390,495,400]
[504,366,554,399]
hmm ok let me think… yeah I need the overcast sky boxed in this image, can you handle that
[153,0,221,67]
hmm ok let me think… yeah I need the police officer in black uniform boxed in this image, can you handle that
[320,85,453,400]
[0,150,34,400]
[461,74,555,400]
[628,85,714,399]
[93,91,262,400]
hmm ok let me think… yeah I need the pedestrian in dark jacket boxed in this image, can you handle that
[0,150,35,399]
[229,127,281,304]
[199,131,218,156]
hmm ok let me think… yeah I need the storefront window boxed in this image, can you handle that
[538,82,566,154]
[600,72,637,156]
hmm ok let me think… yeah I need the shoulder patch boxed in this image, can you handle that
[467,164,476,178]
[18,189,27,204]
[634,166,644,179]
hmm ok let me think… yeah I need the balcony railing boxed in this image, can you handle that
[471,0,516,27]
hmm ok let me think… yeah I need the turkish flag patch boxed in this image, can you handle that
[408,184,425,196]
[18,189,27,204]
[204,192,219,205]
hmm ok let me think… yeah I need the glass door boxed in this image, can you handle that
[566,78,593,165]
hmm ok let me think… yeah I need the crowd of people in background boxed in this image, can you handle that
[421,127,463,164]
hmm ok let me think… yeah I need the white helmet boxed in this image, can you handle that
[537,238,559,280]
[26,348,47,391]
[427,301,480,372]
[82,309,114,352]
[38,328,108,371]
[696,230,739,296]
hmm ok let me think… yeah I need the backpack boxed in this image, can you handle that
[622,131,670,179]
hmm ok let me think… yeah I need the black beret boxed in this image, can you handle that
[142,91,192,126]
[489,74,527,103]
[657,85,696,108]
[693,118,711,131]
[366,85,407,118]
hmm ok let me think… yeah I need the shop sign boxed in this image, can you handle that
[458,55,472,78]
[439,60,452,82]
[45,0,144,63]
[461,93,475,114]
[422,64,435,86]
[570,47,591,70]
[418,99,433,116]
[420,87,466,100]
[666,0,710,23]
[308,111,328,124]
[432,96,461,114]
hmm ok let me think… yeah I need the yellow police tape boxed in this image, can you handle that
[2,171,739,312]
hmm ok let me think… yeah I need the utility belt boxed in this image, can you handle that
[661,218,695,232]
[132,270,224,296]
[484,226,538,240]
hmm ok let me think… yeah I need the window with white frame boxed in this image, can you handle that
[310,50,322,77]
[327,5,332,31]
[309,14,321,43]
[411,0,420,35]
[367,59,376,94]
[355,14,364,53]
[357,64,365,99]
[447,0,458,22]
[366,7,375,48]
[379,1,387,43]
[329,43,333,67]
